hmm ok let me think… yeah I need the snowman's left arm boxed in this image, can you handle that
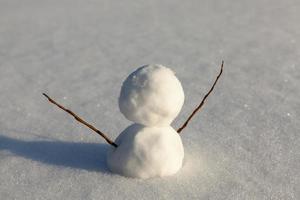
[177,61,224,134]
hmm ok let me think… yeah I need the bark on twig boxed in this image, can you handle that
[43,93,118,148]
[177,61,224,133]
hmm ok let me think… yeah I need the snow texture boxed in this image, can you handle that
[107,124,184,179]
[0,0,299,199]
[119,64,184,126]
[112,64,185,178]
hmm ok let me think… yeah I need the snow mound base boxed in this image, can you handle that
[107,124,184,179]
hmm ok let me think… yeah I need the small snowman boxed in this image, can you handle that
[43,61,223,179]
[107,64,185,178]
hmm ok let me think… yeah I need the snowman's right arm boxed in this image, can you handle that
[43,93,118,148]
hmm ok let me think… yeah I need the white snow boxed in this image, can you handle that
[107,124,184,178]
[111,64,185,178]
[119,64,184,126]
[0,0,299,199]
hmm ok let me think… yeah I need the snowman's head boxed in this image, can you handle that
[119,64,184,126]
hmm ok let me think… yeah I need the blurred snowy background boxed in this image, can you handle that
[0,0,299,199]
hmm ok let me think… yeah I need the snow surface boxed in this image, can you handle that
[119,64,184,126]
[107,124,184,179]
[0,0,299,199]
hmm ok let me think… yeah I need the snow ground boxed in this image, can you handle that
[0,0,299,199]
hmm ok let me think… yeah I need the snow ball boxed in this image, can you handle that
[119,64,184,126]
[107,124,184,178]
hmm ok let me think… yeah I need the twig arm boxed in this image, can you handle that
[177,61,224,133]
[43,93,118,148]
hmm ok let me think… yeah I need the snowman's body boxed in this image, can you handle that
[107,64,185,178]
[107,124,184,178]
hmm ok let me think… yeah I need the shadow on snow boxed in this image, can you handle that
[0,135,111,173]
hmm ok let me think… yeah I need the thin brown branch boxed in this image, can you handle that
[177,60,224,133]
[42,93,118,148]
